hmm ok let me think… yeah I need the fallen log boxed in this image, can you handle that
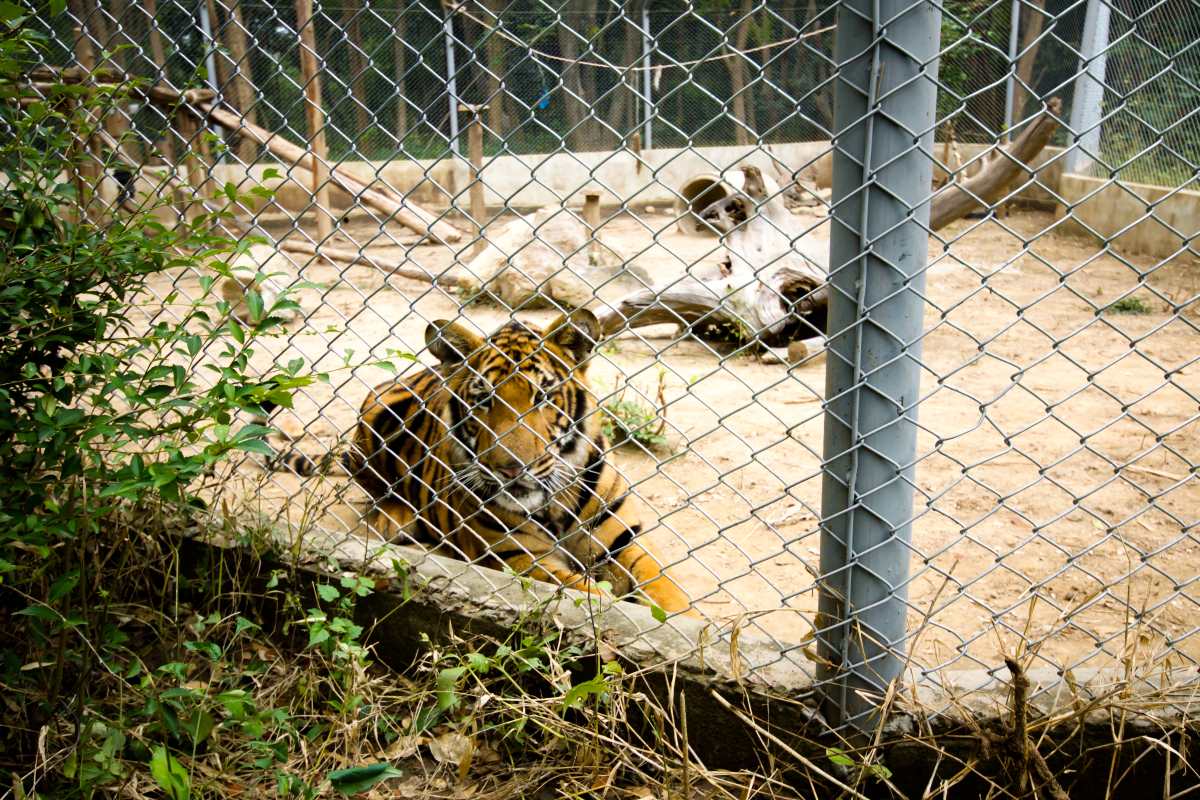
[459,208,629,309]
[596,166,828,363]
[25,67,215,106]
[929,97,1061,230]
[278,239,473,289]
[194,102,463,245]
[596,99,1061,360]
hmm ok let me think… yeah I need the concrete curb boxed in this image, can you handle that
[183,517,1200,777]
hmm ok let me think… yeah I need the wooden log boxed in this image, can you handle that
[464,103,487,255]
[277,240,472,288]
[596,102,1061,355]
[294,0,334,239]
[596,166,827,347]
[195,102,461,243]
[176,107,206,221]
[219,0,260,163]
[583,190,601,263]
[69,24,100,217]
[26,67,215,106]
[928,98,1061,231]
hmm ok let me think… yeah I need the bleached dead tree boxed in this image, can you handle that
[596,98,1061,361]
[596,166,828,363]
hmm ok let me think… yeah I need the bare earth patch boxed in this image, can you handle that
[144,208,1200,678]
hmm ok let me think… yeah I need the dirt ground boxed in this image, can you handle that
[148,206,1200,679]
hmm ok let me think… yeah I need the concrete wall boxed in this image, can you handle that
[214,141,833,218]
[1058,173,1200,259]
[133,140,1065,223]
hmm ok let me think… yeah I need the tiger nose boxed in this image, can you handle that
[493,462,523,480]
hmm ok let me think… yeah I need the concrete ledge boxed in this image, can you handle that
[179,516,1200,782]
[1059,173,1200,260]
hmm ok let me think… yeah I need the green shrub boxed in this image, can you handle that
[0,6,311,793]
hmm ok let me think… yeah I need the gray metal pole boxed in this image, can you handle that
[1005,0,1020,138]
[818,0,941,730]
[444,8,460,155]
[641,5,653,149]
[197,0,225,145]
[1066,0,1111,174]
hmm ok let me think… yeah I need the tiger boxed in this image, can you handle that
[270,308,696,617]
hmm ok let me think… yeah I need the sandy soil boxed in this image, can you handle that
[144,207,1200,678]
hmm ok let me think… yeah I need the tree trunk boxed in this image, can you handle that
[556,3,585,149]
[556,0,600,150]
[728,0,755,146]
[220,0,260,162]
[394,3,408,138]
[604,0,642,139]
[807,0,834,131]
[1012,0,1046,122]
[76,0,117,70]
[73,0,131,145]
[203,0,233,93]
[481,0,505,135]
[343,0,370,137]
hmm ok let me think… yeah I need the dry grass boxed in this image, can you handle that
[6,507,1200,800]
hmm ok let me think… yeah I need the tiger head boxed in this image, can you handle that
[425,309,603,514]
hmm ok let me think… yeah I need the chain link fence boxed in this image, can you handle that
[29,0,1200,730]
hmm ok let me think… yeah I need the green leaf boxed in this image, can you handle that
[436,666,466,712]
[465,652,491,674]
[562,675,608,710]
[649,604,667,623]
[307,627,330,649]
[0,1,26,24]
[182,640,222,660]
[328,764,404,795]
[246,288,264,322]
[182,710,216,746]
[48,570,79,602]
[15,605,59,622]
[826,747,856,768]
[235,438,275,456]
[49,0,66,15]
[215,690,251,719]
[149,747,190,800]
[316,584,340,602]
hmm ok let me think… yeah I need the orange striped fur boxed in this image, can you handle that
[273,310,694,616]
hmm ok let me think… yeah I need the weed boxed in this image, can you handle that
[601,370,670,450]
[1108,295,1152,314]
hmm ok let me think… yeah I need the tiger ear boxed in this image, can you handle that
[425,320,483,363]
[546,308,601,365]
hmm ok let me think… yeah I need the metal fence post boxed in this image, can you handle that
[1004,0,1019,137]
[818,0,941,729]
[443,5,460,155]
[641,5,653,149]
[197,0,224,143]
[1065,0,1111,175]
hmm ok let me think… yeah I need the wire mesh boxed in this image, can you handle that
[28,0,1200,725]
